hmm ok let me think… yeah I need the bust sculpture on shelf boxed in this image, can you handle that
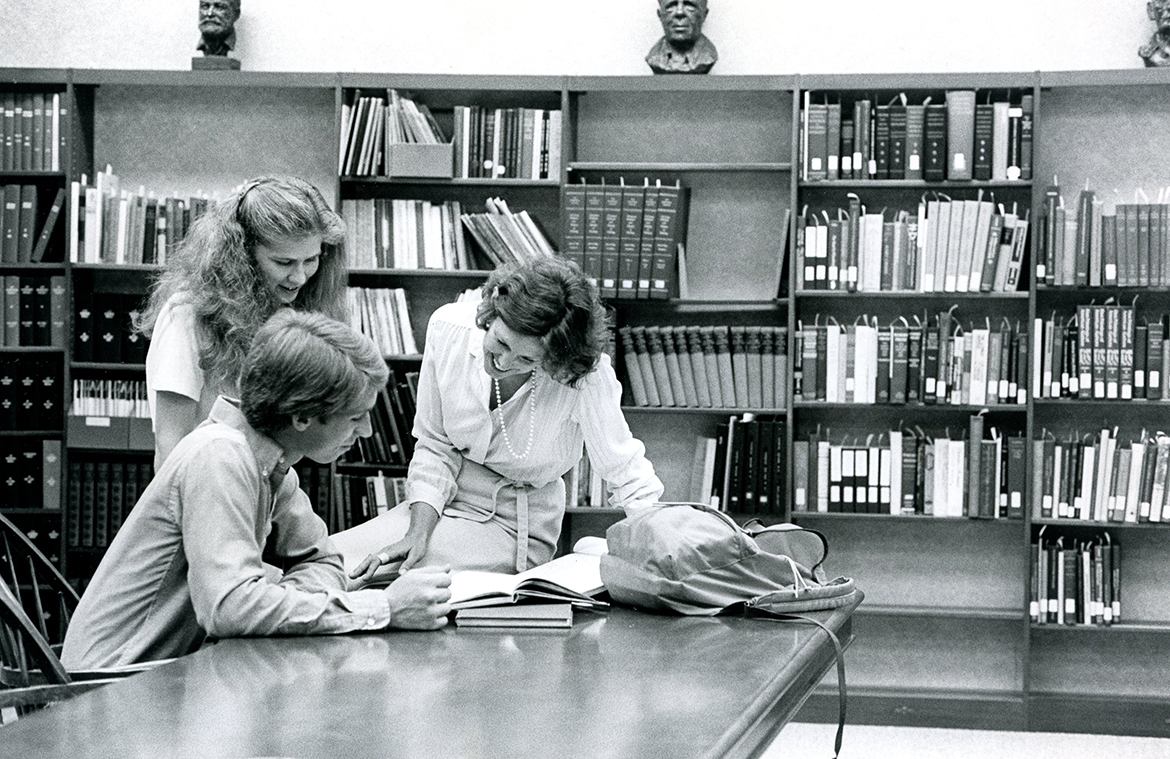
[646,0,718,75]
[1140,0,1170,67]
[193,0,241,70]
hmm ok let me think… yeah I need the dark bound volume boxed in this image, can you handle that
[888,101,907,180]
[94,460,110,549]
[923,103,948,182]
[93,293,122,363]
[559,183,586,273]
[873,104,891,180]
[972,102,994,181]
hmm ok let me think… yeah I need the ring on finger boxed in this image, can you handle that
[377,552,390,565]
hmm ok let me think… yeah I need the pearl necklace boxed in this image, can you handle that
[494,372,540,459]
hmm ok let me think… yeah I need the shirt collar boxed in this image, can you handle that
[206,396,289,478]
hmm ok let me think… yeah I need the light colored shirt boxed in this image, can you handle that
[145,292,224,428]
[408,301,663,516]
[61,398,390,670]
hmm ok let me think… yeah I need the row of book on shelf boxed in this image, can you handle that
[1033,303,1170,401]
[343,368,418,468]
[73,291,148,363]
[1035,427,1170,524]
[0,355,61,431]
[295,462,409,535]
[795,192,1028,293]
[793,414,1025,518]
[339,89,563,180]
[2,184,66,263]
[688,414,786,515]
[65,458,155,550]
[342,196,557,272]
[796,309,1028,406]
[561,180,697,300]
[800,90,1034,182]
[69,379,149,419]
[0,90,65,173]
[1038,181,1170,288]
[0,275,66,347]
[69,167,214,265]
[346,287,418,356]
[0,439,61,511]
[618,325,788,410]
[1032,528,1120,627]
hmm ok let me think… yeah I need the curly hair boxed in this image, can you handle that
[135,176,348,394]
[475,257,609,387]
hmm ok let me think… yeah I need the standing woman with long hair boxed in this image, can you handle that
[135,176,348,468]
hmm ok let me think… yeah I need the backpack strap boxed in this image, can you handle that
[746,608,847,759]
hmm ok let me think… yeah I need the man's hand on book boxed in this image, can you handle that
[384,565,453,630]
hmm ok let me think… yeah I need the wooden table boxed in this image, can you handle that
[1,594,860,759]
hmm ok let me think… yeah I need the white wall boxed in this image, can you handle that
[0,1,1159,75]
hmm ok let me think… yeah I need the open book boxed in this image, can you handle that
[450,546,607,610]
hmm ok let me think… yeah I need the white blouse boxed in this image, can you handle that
[145,292,223,428]
[407,301,663,516]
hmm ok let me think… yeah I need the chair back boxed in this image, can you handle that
[0,574,69,687]
[0,512,78,649]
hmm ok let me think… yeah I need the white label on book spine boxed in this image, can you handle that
[953,153,967,171]
[85,416,112,427]
[908,155,920,171]
[1036,264,1046,279]
[827,156,838,172]
[867,159,877,176]
[1105,264,1117,280]
[810,158,822,171]
[842,157,852,173]
[1151,370,1161,389]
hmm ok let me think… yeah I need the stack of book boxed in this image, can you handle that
[69,167,214,265]
[66,458,155,550]
[618,325,787,410]
[69,378,149,419]
[342,197,479,270]
[1032,303,1170,402]
[460,196,556,266]
[793,416,1027,519]
[2,184,66,263]
[689,413,786,515]
[561,180,690,300]
[1032,529,1120,626]
[452,105,562,181]
[1037,182,1170,288]
[340,89,448,177]
[800,90,1033,183]
[1034,428,1170,524]
[346,287,418,356]
[796,310,1027,406]
[0,90,66,172]
[796,193,1028,293]
[1,274,66,347]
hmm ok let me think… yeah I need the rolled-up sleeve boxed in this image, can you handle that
[406,313,465,516]
[574,355,664,513]
[178,441,390,637]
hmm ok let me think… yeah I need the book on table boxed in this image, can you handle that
[454,601,574,628]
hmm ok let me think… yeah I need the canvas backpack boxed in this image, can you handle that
[599,502,859,758]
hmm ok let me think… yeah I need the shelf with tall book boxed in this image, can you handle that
[568,77,793,522]
[1016,68,1170,736]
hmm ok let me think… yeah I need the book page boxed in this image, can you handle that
[516,552,603,597]
[449,571,524,606]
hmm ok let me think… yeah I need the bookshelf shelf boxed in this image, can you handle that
[341,176,560,188]
[346,268,492,279]
[793,401,1026,414]
[796,290,1028,300]
[566,507,623,516]
[71,362,145,372]
[336,462,408,476]
[859,603,1024,621]
[622,406,785,417]
[1031,518,1170,530]
[793,511,1021,525]
[798,179,1031,189]
[0,431,61,437]
[0,170,67,179]
[69,263,162,272]
[0,263,67,271]
[0,346,65,353]
[1031,622,1170,634]
[569,161,792,173]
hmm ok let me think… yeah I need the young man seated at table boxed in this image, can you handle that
[61,311,453,670]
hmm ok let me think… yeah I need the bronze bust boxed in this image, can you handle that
[1140,0,1170,67]
[194,0,241,69]
[646,0,718,75]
